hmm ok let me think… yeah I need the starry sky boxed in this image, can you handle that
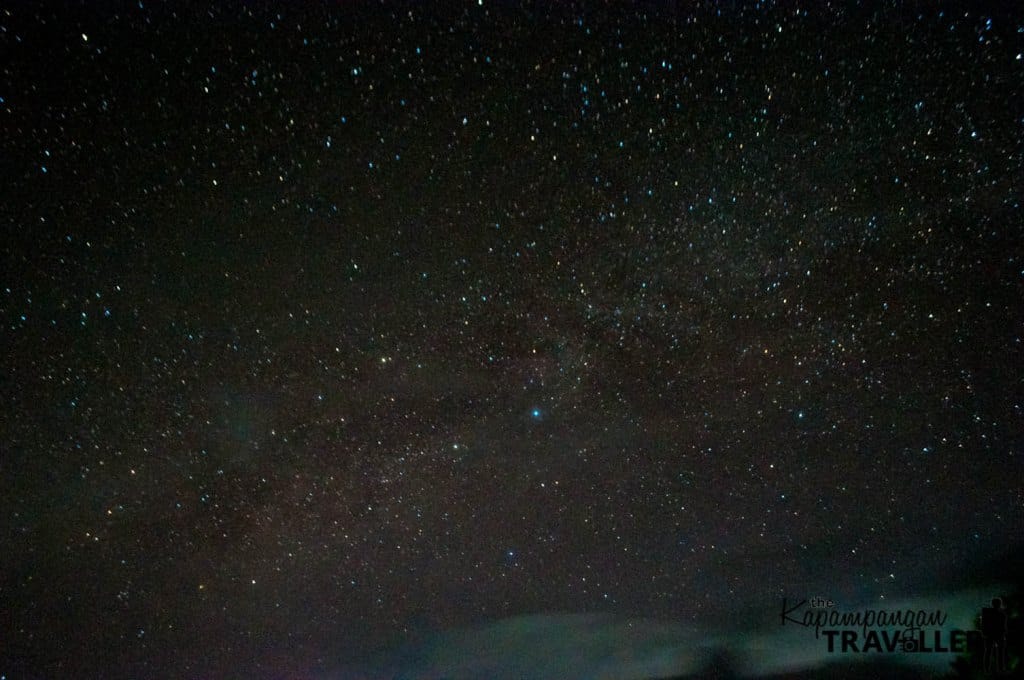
[1,2,1023,678]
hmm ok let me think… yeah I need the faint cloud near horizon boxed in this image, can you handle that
[347,588,1003,679]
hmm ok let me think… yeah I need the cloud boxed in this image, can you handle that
[364,587,1004,679]
[375,613,706,679]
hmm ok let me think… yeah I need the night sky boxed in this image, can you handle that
[2,2,1023,678]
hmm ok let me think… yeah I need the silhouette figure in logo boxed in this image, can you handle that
[982,597,1007,673]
